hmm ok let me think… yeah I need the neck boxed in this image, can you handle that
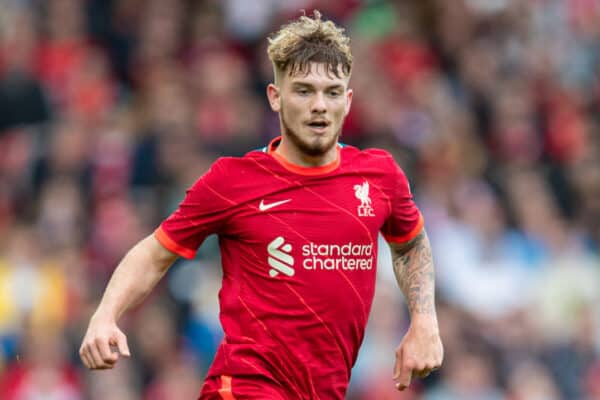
[275,136,339,167]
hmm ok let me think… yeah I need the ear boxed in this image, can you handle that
[345,88,353,117]
[267,84,281,112]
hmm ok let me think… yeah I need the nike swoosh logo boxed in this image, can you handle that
[259,199,291,211]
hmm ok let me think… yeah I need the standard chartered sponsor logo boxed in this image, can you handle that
[267,236,295,277]
[267,237,374,277]
[302,242,374,271]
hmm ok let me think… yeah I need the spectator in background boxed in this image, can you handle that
[0,0,599,398]
[0,6,50,132]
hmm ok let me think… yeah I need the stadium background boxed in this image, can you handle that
[0,0,599,398]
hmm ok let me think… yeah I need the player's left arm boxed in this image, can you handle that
[389,228,443,391]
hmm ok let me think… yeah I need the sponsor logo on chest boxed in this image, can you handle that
[267,236,374,278]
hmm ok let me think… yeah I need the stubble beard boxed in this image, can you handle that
[280,108,341,157]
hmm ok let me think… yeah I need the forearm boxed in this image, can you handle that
[94,234,178,322]
[390,230,437,325]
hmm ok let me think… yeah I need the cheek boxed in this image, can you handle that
[333,104,347,122]
[282,101,304,122]
[287,99,305,113]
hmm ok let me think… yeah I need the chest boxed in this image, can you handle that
[216,171,390,302]
[223,175,390,245]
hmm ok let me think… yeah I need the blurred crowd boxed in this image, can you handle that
[0,0,599,399]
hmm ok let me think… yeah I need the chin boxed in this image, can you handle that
[305,132,337,153]
[281,114,339,156]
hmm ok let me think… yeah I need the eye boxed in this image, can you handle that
[329,90,341,97]
[296,88,310,95]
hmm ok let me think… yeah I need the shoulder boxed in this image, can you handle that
[187,157,247,189]
[341,145,399,170]
[341,144,394,160]
[190,151,275,189]
[206,151,269,174]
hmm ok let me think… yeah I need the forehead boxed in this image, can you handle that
[285,62,349,87]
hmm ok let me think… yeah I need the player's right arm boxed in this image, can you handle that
[80,158,230,369]
[79,234,178,369]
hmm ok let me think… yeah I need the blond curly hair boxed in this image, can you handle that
[267,10,353,81]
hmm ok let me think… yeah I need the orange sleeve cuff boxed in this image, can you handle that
[383,213,425,244]
[154,226,196,259]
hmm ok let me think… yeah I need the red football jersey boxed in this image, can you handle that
[155,137,423,399]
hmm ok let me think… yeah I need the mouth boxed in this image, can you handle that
[306,120,330,132]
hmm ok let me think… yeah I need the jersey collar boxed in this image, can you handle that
[267,136,341,176]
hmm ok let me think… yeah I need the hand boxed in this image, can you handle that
[393,320,443,391]
[79,315,130,370]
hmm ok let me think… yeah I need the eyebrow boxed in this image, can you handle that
[291,82,345,90]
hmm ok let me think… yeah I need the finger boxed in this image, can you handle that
[393,346,404,380]
[396,364,413,391]
[84,346,98,369]
[415,368,431,378]
[80,348,92,369]
[416,362,442,378]
[88,342,108,369]
[97,338,119,364]
[114,333,131,357]
[392,355,401,380]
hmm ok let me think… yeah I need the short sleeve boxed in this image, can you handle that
[155,159,234,259]
[380,158,424,244]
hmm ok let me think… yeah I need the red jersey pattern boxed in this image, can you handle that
[155,138,424,400]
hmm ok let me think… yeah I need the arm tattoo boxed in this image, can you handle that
[390,230,435,316]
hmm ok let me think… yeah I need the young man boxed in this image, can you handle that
[80,11,443,399]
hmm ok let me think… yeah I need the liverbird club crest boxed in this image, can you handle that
[354,181,375,217]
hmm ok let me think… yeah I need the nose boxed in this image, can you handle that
[310,92,327,114]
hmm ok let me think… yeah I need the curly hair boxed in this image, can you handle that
[267,10,353,81]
